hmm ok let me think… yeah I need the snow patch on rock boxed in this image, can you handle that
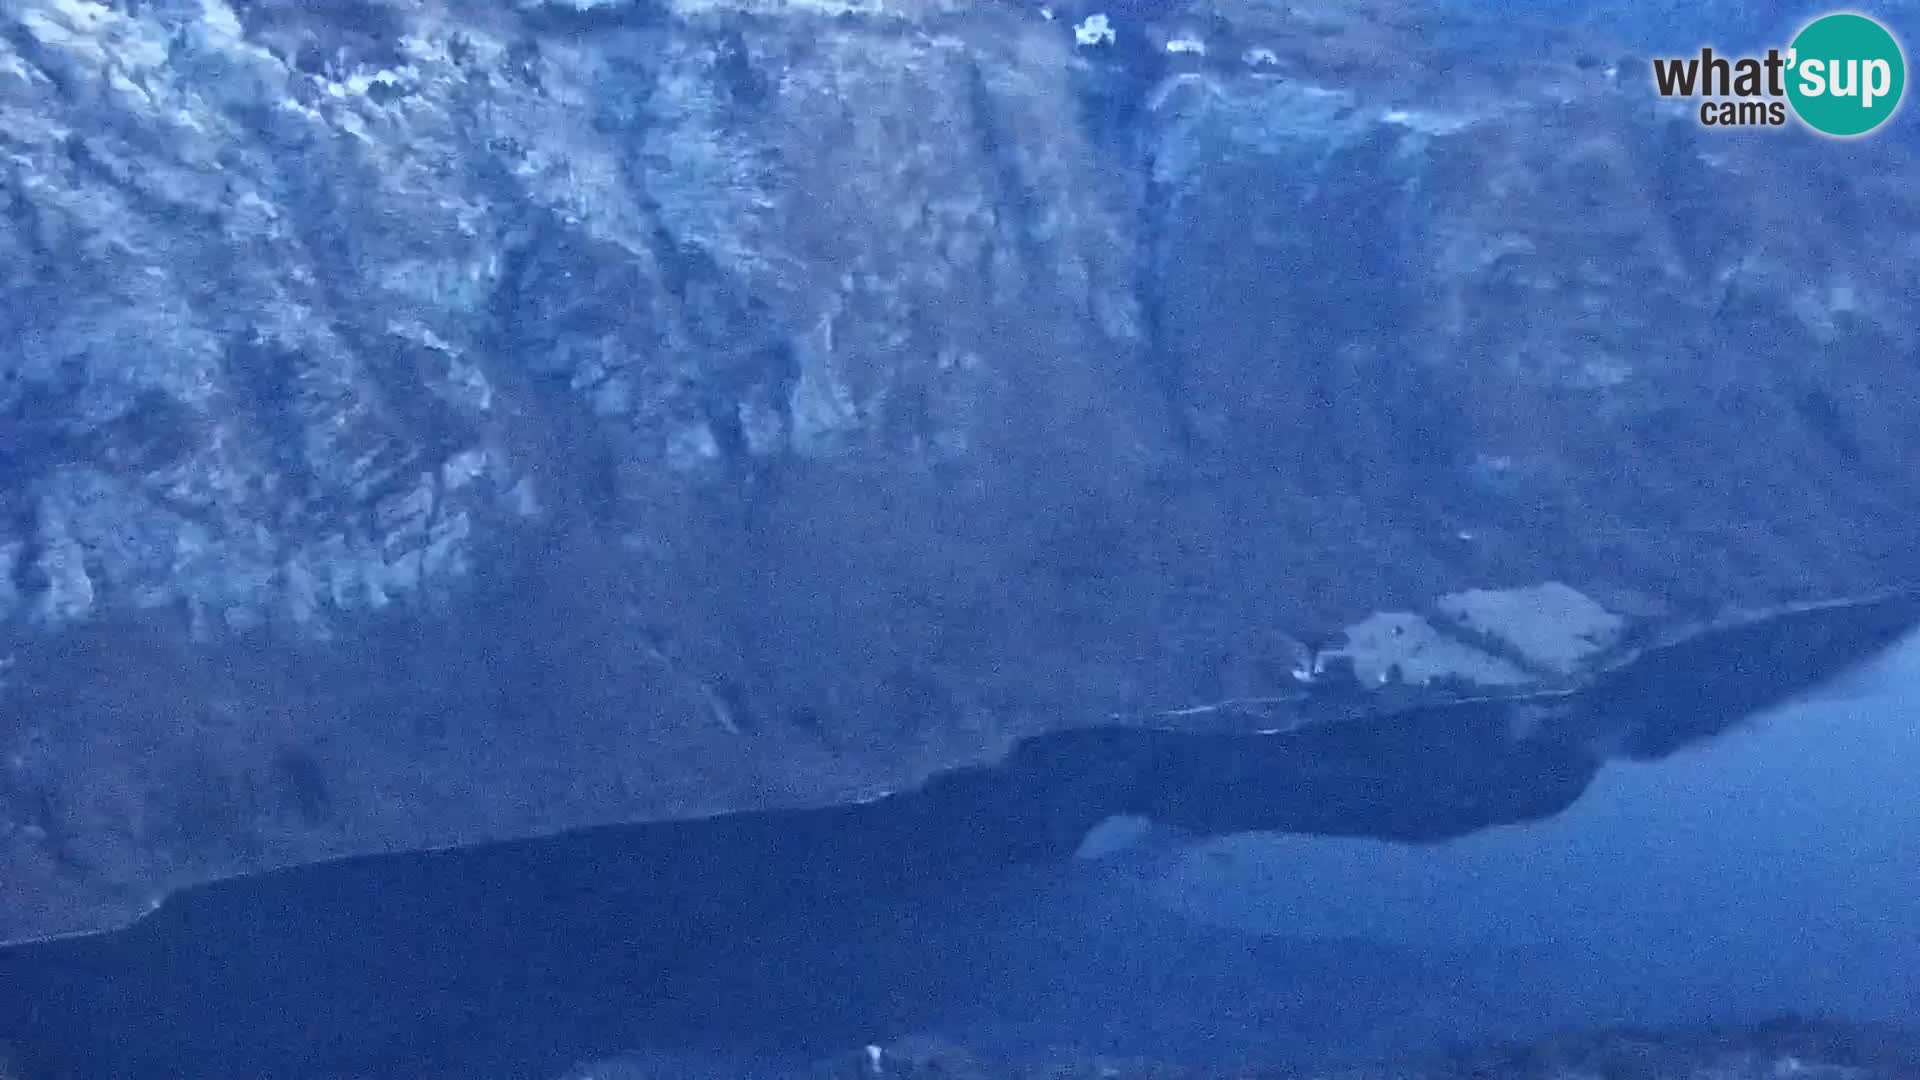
[1074,13,1115,47]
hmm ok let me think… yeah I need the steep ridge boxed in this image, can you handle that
[3,0,1919,944]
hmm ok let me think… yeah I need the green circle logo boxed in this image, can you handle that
[1787,12,1906,136]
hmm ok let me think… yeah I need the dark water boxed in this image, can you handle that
[1143,642,1920,1037]
[2,637,1917,1079]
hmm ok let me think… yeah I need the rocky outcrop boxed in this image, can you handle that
[3,0,1920,944]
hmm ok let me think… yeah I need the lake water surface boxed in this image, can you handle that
[3,637,1916,1078]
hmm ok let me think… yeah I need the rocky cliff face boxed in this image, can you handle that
[3,0,1919,944]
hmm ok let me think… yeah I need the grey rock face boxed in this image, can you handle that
[2,0,1919,943]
